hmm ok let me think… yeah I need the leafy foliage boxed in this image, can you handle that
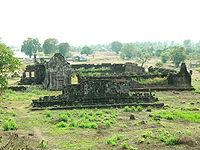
[0,43,20,92]
[120,43,137,59]
[81,46,93,56]
[111,41,123,54]
[170,46,186,67]
[21,38,42,58]
[58,42,70,57]
[137,47,152,67]
[43,38,58,55]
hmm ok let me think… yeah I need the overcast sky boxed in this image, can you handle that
[0,0,200,46]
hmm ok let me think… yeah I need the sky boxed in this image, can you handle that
[0,0,200,46]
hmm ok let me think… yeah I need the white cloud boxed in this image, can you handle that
[0,0,200,46]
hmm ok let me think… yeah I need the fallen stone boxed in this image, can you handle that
[130,114,135,120]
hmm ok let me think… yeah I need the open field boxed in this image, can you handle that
[1,54,200,150]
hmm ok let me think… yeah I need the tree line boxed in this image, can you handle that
[21,38,200,68]
[110,40,200,67]
[21,38,71,58]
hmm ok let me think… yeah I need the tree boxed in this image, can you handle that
[58,42,70,57]
[81,46,93,56]
[43,38,58,55]
[0,43,20,92]
[21,38,42,58]
[120,43,137,59]
[137,48,152,67]
[161,52,170,63]
[170,46,186,67]
[111,41,123,54]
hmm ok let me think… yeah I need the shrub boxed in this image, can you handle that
[69,121,76,127]
[90,123,98,129]
[45,110,51,117]
[137,106,143,112]
[147,138,151,144]
[124,106,131,112]
[122,124,128,128]
[107,139,116,146]
[12,112,17,117]
[106,121,111,127]
[155,62,163,68]
[60,114,68,122]
[38,140,47,148]
[138,137,145,143]
[165,136,178,145]
[56,121,68,128]
[142,131,153,138]
[131,106,136,111]
[121,142,128,149]
[2,119,17,131]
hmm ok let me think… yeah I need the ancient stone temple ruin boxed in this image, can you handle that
[19,64,45,85]
[168,63,192,87]
[43,53,72,91]
[32,79,161,109]
[19,53,72,91]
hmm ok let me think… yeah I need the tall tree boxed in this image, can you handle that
[58,42,70,56]
[21,38,42,58]
[43,38,58,55]
[137,47,152,67]
[81,46,93,56]
[0,43,20,92]
[111,41,123,54]
[120,43,137,59]
[170,46,186,67]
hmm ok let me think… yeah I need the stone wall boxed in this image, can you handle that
[43,53,72,91]
[19,64,45,85]
[32,79,158,107]
[148,66,176,74]
[167,63,191,87]
[125,62,145,73]
[72,62,144,74]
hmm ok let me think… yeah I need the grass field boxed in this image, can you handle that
[0,53,200,149]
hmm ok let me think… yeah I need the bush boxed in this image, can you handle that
[124,106,131,112]
[137,106,143,112]
[121,142,128,149]
[90,123,98,129]
[165,137,178,145]
[45,110,51,117]
[60,114,68,122]
[2,119,17,131]
[131,106,136,111]
[38,140,47,148]
[122,124,128,128]
[155,62,163,68]
[56,121,68,128]
[138,137,145,143]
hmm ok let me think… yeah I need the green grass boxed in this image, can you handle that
[153,110,200,123]
[2,118,17,131]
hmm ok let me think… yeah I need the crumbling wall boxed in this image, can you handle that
[43,53,72,91]
[167,63,191,87]
[148,66,176,74]
[125,62,145,73]
[19,64,45,85]
[72,63,144,74]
